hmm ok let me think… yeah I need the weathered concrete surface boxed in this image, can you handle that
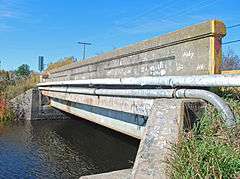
[10,88,70,120]
[131,99,184,179]
[44,20,226,83]
[80,169,132,179]
[41,90,154,117]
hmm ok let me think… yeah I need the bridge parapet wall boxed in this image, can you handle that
[44,20,226,82]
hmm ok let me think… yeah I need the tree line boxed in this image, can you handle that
[222,48,240,70]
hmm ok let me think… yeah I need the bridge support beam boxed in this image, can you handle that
[50,99,145,139]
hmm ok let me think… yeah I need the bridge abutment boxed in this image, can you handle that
[10,88,70,121]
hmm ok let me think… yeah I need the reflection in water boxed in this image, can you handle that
[0,118,139,178]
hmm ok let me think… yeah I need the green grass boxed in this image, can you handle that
[169,95,240,179]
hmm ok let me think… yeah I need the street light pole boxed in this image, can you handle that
[77,42,92,60]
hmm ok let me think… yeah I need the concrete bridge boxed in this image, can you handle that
[36,20,238,178]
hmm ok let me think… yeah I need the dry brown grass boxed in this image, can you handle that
[0,74,39,123]
[46,57,74,71]
[3,75,39,100]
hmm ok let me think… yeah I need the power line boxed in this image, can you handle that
[98,0,217,47]
[222,39,240,45]
[154,0,218,24]
[118,0,182,27]
[119,0,211,29]
[71,0,220,52]
[131,0,216,27]
[227,23,240,29]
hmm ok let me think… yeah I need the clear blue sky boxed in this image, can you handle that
[0,0,240,71]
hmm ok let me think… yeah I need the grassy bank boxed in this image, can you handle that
[0,75,39,123]
[3,75,39,100]
[169,90,240,179]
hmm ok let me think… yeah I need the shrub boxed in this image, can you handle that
[0,96,15,124]
[2,74,39,100]
[0,74,39,123]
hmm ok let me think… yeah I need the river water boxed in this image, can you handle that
[0,118,139,178]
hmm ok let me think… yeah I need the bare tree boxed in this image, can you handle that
[221,48,240,70]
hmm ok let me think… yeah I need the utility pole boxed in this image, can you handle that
[77,42,92,60]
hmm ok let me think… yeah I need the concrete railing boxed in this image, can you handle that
[43,20,226,82]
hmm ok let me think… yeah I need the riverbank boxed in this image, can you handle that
[0,75,39,123]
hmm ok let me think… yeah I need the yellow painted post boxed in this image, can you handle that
[209,20,226,74]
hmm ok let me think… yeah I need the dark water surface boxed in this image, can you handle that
[0,118,139,178]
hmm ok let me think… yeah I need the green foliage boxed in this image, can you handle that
[15,64,31,77]
[0,106,15,125]
[169,98,240,179]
